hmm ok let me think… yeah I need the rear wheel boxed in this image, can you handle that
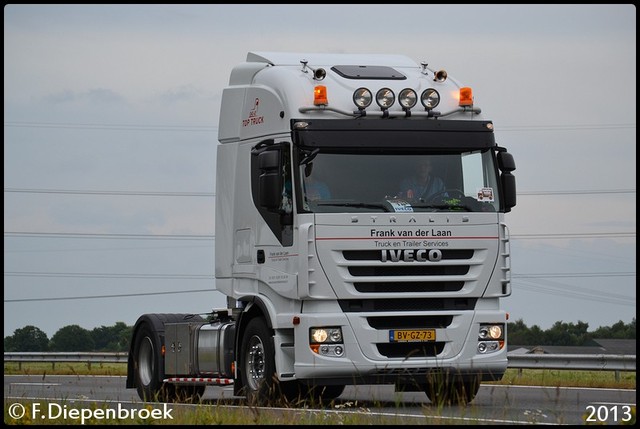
[132,323,173,402]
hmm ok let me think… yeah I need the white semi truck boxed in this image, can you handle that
[126,51,517,406]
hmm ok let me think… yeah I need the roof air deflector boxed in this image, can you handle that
[331,65,407,80]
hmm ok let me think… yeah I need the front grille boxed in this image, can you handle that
[343,249,474,261]
[367,315,453,329]
[354,281,464,293]
[339,298,477,313]
[348,265,469,276]
[328,243,488,361]
[376,342,445,358]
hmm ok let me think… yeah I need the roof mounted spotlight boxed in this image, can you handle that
[300,59,326,81]
[353,87,373,110]
[434,70,448,82]
[375,88,395,118]
[398,88,417,110]
[375,88,395,109]
[420,88,440,110]
[420,62,429,75]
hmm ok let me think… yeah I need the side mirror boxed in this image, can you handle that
[497,151,516,172]
[502,172,516,212]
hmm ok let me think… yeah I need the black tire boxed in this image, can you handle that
[132,323,173,402]
[424,376,480,406]
[240,317,279,406]
[239,317,344,406]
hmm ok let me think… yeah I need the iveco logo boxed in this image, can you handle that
[381,249,442,262]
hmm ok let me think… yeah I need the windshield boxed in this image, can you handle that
[297,150,500,213]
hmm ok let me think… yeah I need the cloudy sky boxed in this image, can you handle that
[4,4,636,338]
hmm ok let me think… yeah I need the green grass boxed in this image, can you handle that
[494,368,636,389]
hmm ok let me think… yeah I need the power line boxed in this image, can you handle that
[510,232,635,239]
[512,278,635,307]
[495,123,636,132]
[3,188,214,197]
[512,272,635,279]
[4,271,213,279]
[5,271,633,281]
[5,121,634,132]
[3,232,214,240]
[4,121,218,132]
[5,271,633,303]
[518,189,635,196]
[4,243,212,254]
[5,231,634,240]
[4,289,216,303]
[4,187,634,197]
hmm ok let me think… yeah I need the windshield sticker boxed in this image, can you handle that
[476,188,494,202]
[385,199,414,213]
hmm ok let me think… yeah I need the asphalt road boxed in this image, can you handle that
[4,374,636,425]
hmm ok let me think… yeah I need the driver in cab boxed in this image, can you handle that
[397,158,445,201]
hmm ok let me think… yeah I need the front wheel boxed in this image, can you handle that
[240,317,279,405]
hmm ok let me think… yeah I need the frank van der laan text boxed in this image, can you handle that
[370,228,452,237]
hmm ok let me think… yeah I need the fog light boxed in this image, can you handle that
[478,340,501,354]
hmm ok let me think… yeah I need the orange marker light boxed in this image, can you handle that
[314,85,328,105]
[459,87,473,106]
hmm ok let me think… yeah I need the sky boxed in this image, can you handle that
[4,4,636,339]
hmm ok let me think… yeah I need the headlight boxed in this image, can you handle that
[310,327,343,344]
[310,327,345,357]
[479,324,503,340]
[312,329,328,343]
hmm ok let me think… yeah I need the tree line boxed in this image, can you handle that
[3,318,636,352]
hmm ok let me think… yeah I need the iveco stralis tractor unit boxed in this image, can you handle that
[127,51,517,406]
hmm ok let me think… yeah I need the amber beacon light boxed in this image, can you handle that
[459,87,473,107]
[314,85,328,105]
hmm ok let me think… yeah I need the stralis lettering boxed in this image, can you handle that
[381,249,443,262]
[370,228,452,237]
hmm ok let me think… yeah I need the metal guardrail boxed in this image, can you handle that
[4,352,635,372]
[506,353,636,372]
[4,352,128,370]
[4,352,129,363]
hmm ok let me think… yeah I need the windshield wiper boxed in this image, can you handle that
[315,202,391,212]
[411,203,474,212]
